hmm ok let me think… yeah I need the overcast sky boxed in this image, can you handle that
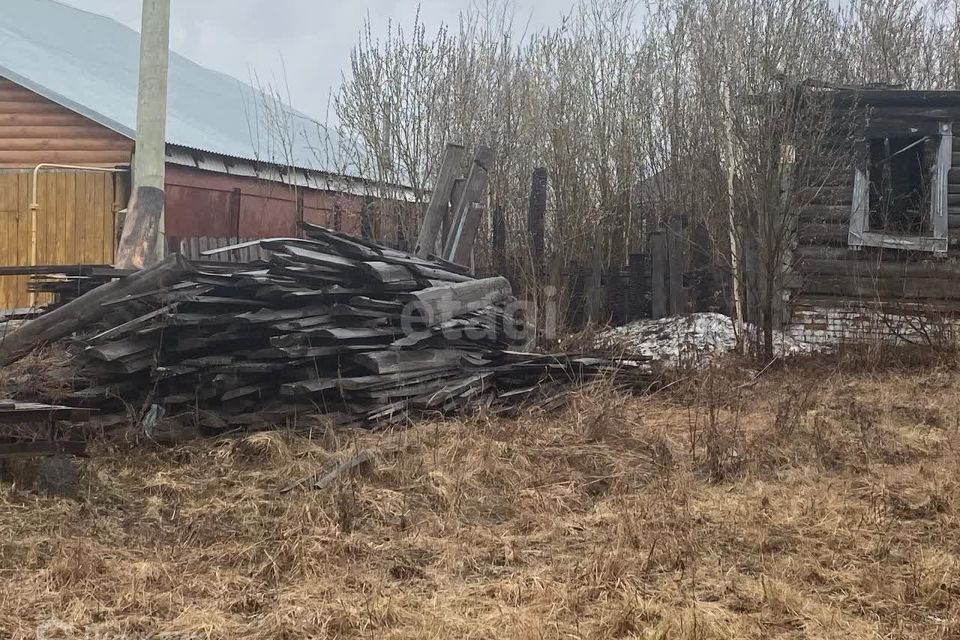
[59,0,574,122]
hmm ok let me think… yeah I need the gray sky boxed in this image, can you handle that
[59,0,573,122]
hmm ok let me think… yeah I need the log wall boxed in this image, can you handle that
[0,77,133,168]
[789,105,960,338]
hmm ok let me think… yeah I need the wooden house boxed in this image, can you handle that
[0,0,410,310]
[786,85,960,344]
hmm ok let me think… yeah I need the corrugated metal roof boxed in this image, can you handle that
[0,0,356,175]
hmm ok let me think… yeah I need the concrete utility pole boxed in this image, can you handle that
[116,0,170,269]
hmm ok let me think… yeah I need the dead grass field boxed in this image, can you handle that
[2,351,960,639]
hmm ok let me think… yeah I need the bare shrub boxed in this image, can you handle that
[331,0,960,338]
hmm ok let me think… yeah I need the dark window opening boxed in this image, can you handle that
[868,136,931,234]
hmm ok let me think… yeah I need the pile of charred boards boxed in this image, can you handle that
[0,223,650,439]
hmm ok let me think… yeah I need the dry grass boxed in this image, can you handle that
[2,355,960,639]
[0,344,73,403]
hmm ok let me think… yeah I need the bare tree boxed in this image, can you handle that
[330,0,960,341]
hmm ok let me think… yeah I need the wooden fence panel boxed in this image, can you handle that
[0,170,123,310]
[0,175,23,310]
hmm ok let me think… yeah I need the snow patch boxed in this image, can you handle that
[595,313,818,367]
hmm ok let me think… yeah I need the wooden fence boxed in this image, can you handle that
[0,170,126,310]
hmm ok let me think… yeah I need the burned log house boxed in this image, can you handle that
[790,87,960,343]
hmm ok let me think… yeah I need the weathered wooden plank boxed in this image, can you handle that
[527,167,547,274]
[407,277,512,327]
[408,263,473,283]
[932,122,952,251]
[414,143,466,258]
[337,369,457,392]
[309,327,399,342]
[0,402,93,424]
[279,244,359,270]
[15,173,32,307]
[0,174,17,309]
[233,305,329,324]
[85,336,156,362]
[0,137,130,151]
[360,261,418,289]
[443,147,497,266]
[796,274,960,301]
[309,450,372,489]
[790,293,960,314]
[865,119,942,137]
[795,257,960,280]
[796,244,956,263]
[352,349,467,375]
[649,231,668,319]
[847,147,870,249]
[0,150,131,165]
[86,305,172,344]
[667,218,685,315]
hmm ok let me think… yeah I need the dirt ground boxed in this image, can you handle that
[2,352,960,639]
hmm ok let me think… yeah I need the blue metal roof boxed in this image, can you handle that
[0,0,352,174]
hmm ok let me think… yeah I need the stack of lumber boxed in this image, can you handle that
[9,224,650,435]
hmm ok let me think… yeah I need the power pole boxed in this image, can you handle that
[116,0,170,269]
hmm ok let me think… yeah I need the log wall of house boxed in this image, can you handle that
[789,105,960,341]
[0,77,133,168]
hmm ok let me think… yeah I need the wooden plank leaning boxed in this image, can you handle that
[443,147,497,266]
[414,143,466,259]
